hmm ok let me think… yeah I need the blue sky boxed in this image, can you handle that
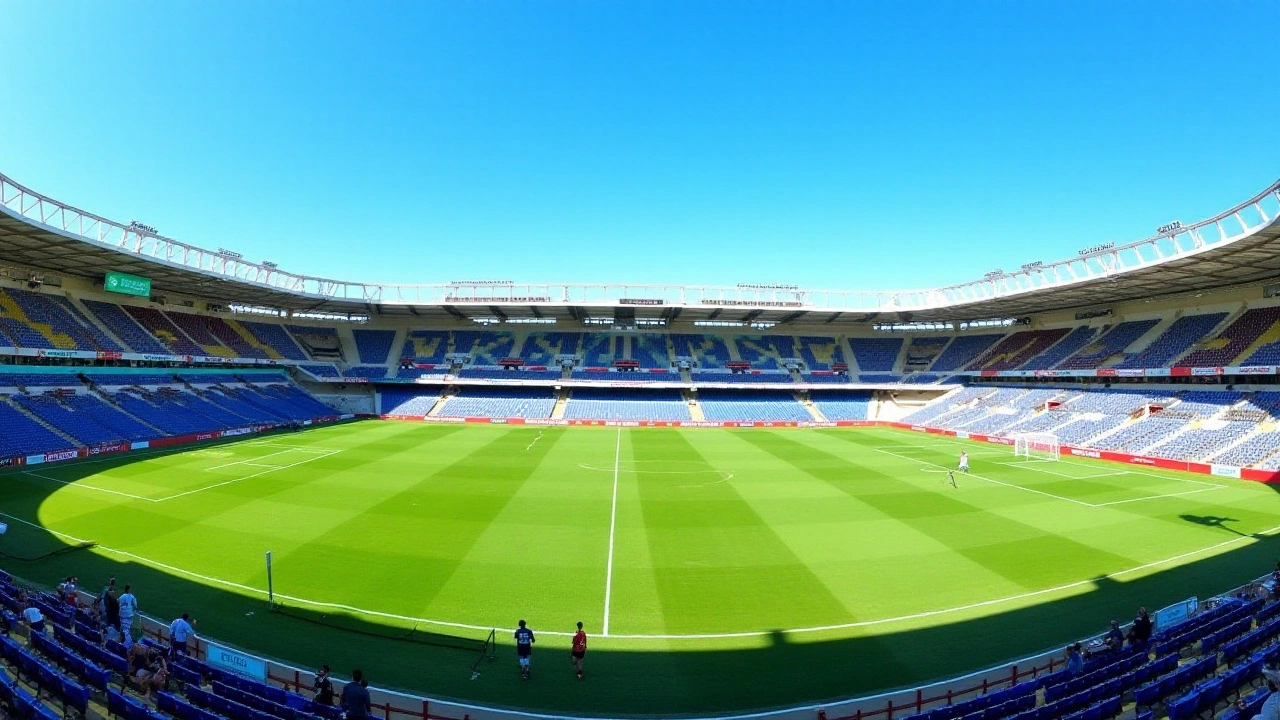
[1,1,1277,292]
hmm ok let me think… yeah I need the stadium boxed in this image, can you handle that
[0,165,1279,720]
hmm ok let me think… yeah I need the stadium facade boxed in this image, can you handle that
[2,171,1280,720]
[2,172,1280,479]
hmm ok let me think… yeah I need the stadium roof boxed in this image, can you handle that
[2,171,1279,327]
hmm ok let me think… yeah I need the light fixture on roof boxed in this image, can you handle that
[217,248,243,260]
[262,261,278,269]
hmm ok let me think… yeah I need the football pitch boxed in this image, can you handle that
[3,420,1279,716]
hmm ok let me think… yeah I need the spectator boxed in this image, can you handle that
[118,584,138,644]
[314,665,334,706]
[1105,619,1124,650]
[1065,643,1084,676]
[1127,607,1152,647]
[97,577,116,610]
[1249,667,1280,720]
[169,613,195,657]
[341,670,371,720]
[21,602,44,633]
[103,590,120,641]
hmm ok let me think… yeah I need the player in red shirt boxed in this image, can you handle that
[570,621,587,680]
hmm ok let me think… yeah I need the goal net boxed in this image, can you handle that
[1013,432,1060,461]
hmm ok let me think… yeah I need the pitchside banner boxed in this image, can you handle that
[205,642,267,681]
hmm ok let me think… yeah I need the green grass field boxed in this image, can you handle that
[3,421,1279,716]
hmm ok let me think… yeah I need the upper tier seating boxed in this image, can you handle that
[437,387,555,418]
[849,338,903,372]
[82,300,169,354]
[564,389,690,420]
[696,390,811,422]
[519,332,582,365]
[401,330,450,364]
[353,329,397,364]
[199,316,272,359]
[580,333,623,368]
[163,312,238,357]
[454,331,517,365]
[966,329,1071,371]
[930,334,1003,371]
[1019,326,1100,370]
[1058,319,1160,369]
[1176,307,1280,367]
[1117,312,1227,369]
[631,334,671,368]
[288,325,342,360]
[798,336,845,370]
[735,335,795,370]
[0,288,124,351]
[811,391,872,420]
[241,321,309,360]
[671,334,732,368]
[903,336,949,370]
[122,306,204,355]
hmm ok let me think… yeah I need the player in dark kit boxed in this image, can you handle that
[514,619,536,679]
[570,621,587,680]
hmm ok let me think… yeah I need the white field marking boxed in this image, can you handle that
[888,435,1234,506]
[1092,487,1227,507]
[602,427,622,637]
[3,507,1274,641]
[242,442,337,453]
[992,461,1132,480]
[155,449,342,502]
[204,448,298,471]
[241,463,287,469]
[901,432,1230,490]
[20,471,159,503]
[870,447,1096,507]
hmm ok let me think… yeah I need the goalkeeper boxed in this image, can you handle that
[958,451,970,474]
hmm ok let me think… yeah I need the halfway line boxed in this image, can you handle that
[602,427,621,636]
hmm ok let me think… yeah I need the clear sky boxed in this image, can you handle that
[1,1,1277,292]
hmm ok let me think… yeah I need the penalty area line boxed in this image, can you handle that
[1,508,1272,641]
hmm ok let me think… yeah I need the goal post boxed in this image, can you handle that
[1013,432,1060,461]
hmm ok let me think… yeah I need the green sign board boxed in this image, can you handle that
[104,271,152,297]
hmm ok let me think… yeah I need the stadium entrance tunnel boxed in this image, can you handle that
[2,424,1279,717]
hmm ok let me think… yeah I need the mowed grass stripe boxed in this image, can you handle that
[423,428,614,632]
[266,427,570,619]
[626,429,854,634]
[743,430,1138,590]
[704,430,1033,621]
[815,429,1274,572]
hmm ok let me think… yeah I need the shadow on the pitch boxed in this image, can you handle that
[1180,514,1248,537]
[1,426,1278,717]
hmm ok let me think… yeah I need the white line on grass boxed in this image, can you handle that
[20,471,159,503]
[1093,487,1226,506]
[869,447,1097,507]
[155,450,342,502]
[204,448,298,470]
[4,507,1273,641]
[602,427,621,637]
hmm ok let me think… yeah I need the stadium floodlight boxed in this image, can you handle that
[1020,261,1044,271]
[262,261,278,269]
[736,283,800,291]
[983,269,1006,280]
[1013,432,1060,462]
[217,248,243,260]
[127,220,158,235]
[1157,221,1183,235]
